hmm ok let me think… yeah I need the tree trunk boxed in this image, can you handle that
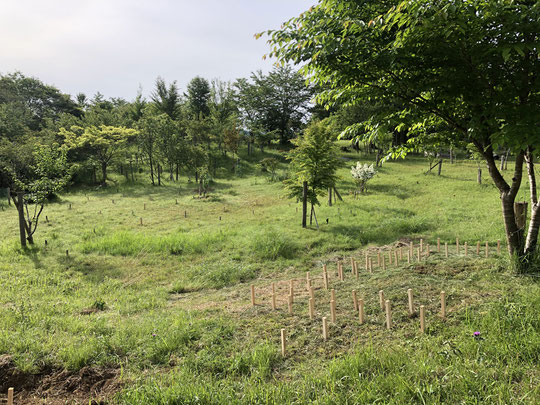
[524,149,540,256]
[157,164,162,186]
[149,157,155,186]
[101,162,107,186]
[477,168,482,184]
[7,187,11,206]
[437,159,442,176]
[302,181,308,228]
[176,165,179,181]
[310,203,313,226]
[328,188,332,207]
[15,192,26,247]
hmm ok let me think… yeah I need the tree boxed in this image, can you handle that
[235,66,313,145]
[151,77,181,120]
[0,139,70,246]
[265,0,540,265]
[61,125,137,186]
[187,76,211,118]
[285,121,339,227]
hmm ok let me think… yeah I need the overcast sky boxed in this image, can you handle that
[0,0,315,100]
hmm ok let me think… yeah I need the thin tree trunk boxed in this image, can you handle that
[310,203,313,226]
[157,164,162,186]
[328,188,332,207]
[176,165,179,181]
[437,159,442,176]
[524,148,540,255]
[15,192,26,247]
[149,157,155,186]
[101,162,107,186]
[302,181,307,228]
[477,168,482,184]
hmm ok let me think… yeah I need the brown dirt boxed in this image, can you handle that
[0,355,123,404]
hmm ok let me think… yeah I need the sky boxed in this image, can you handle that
[0,0,315,100]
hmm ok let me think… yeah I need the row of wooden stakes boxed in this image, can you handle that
[274,287,447,356]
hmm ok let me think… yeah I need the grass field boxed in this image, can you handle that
[0,149,538,404]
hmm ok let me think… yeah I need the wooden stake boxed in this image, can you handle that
[497,240,501,255]
[388,251,392,265]
[420,238,424,252]
[7,387,13,405]
[352,290,358,311]
[456,238,459,254]
[477,241,480,255]
[385,300,392,329]
[379,290,385,310]
[350,257,355,273]
[289,280,294,303]
[407,250,411,264]
[417,247,421,262]
[288,295,293,314]
[354,261,359,279]
[358,299,365,324]
[369,257,373,273]
[382,257,386,270]
[441,291,446,319]
[445,243,448,258]
[330,300,336,322]
[331,289,336,302]
[394,250,399,265]
[322,317,328,340]
[485,242,489,258]
[339,262,344,281]
[306,272,311,291]
[420,305,425,333]
[323,270,328,290]
[437,238,441,252]
[250,285,256,306]
[281,329,286,356]
[377,250,381,267]
[140,218,143,226]
[409,242,414,258]
[310,286,315,301]
[407,288,414,315]
[271,283,276,310]
[426,244,430,257]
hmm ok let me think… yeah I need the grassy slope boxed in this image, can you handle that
[0,150,538,404]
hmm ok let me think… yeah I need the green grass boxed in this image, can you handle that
[0,150,538,404]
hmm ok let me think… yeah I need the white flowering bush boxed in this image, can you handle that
[351,162,376,193]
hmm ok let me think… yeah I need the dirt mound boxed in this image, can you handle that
[0,355,123,404]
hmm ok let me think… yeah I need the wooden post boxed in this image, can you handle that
[394,250,399,265]
[420,238,423,252]
[385,300,392,329]
[271,283,276,310]
[306,272,311,291]
[407,250,411,264]
[437,238,440,252]
[382,257,386,270]
[140,218,143,226]
[456,238,459,254]
[281,329,286,356]
[497,240,501,255]
[417,247,421,262]
[388,251,392,265]
[323,269,328,290]
[330,300,336,322]
[289,280,294,303]
[464,242,468,256]
[310,287,315,301]
[309,298,315,319]
[352,290,358,311]
[426,244,430,257]
[339,262,344,281]
[485,242,489,258]
[354,261,359,280]
[322,317,328,340]
[7,387,13,405]
[350,257,355,274]
[407,288,414,315]
[250,285,256,306]
[369,258,373,273]
[379,290,385,310]
[441,291,446,319]
[377,250,381,267]
[288,295,293,314]
[409,242,413,258]
[331,289,336,302]
[420,305,425,333]
[358,299,365,324]
[445,243,448,258]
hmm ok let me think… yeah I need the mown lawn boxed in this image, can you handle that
[0,150,538,404]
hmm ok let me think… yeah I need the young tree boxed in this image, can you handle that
[0,139,70,246]
[266,0,540,265]
[61,125,137,186]
[285,121,339,227]
[151,77,181,120]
